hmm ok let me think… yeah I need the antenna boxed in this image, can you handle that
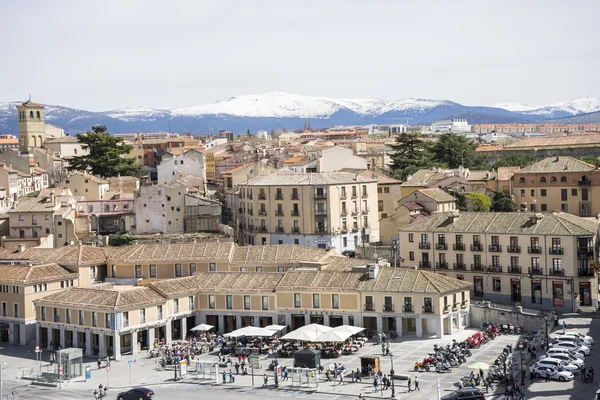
[28,94,32,101]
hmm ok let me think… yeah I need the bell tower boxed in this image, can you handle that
[17,100,46,154]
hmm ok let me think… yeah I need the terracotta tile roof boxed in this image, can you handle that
[0,246,107,266]
[34,287,166,311]
[340,168,402,184]
[402,202,424,211]
[243,172,376,186]
[276,270,364,291]
[223,162,255,175]
[320,257,372,271]
[8,197,58,213]
[231,245,328,264]
[105,242,235,263]
[194,272,282,292]
[148,276,199,297]
[517,156,595,173]
[417,188,457,202]
[45,136,80,144]
[505,134,600,149]
[358,267,471,294]
[496,166,522,181]
[20,100,44,108]
[0,263,77,283]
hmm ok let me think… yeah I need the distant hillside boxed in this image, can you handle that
[544,111,600,124]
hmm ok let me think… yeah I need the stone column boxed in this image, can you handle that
[131,331,138,355]
[47,327,54,349]
[323,314,330,327]
[304,314,310,326]
[180,318,187,340]
[20,323,28,346]
[73,330,79,349]
[342,314,349,326]
[35,324,41,346]
[59,326,66,348]
[218,315,224,333]
[395,317,403,337]
[376,315,383,334]
[448,315,455,335]
[436,316,444,339]
[113,332,121,361]
[166,321,172,344]
[148,327,155,348]
[9,323,17,345]
[99,334,107,358]
[85,330,92,356]
[416,318,423,338]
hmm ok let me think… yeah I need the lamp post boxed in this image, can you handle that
[390,355,395,398]
[518,342,525,387]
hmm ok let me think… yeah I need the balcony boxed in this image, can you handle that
[292,227,300,233]
[436,243,448,250]
[314,193,327,200]
[418,242,431,250]
[258,193,266,200]
[488,245,502,252]
[248,210,254,215]
[247,224,254,231]
[577,247,594,257]
[453,263,466,270]
[528,267,543,275]
[453,302,459,311]
[364,303,375,312]
[453,243,465,251]
[259,226,268,232]
[291,210,300,217]
[54,315,60,322]
[340,209,347,216]
[276,227,284,233]
[363,207,370,213]
[383,304,394,312]
[507,246,521,253]
[470,244,483,251]
[489,265,503,273]
[550,269,565,276]
[259,210,267,216]
[436,262,449,270]
[549,247,564,255]
[351,210,359,216]
[247,194,253,200]
[423,305,434,313]
[275,194,284,200]
[352,226,359,232]
[275,210,284,216]
[461,300,468,309]
[403,305,413,312]
[291,194,299,200]
[579,268,595,277]
[351,192,358,199]
[419,261,432,269]
[315,227,328,233]
[509,265,521,273]
[340,193,347,200]
[528,246,542,254]
[443,305,450,314]
[578,179,591,186]
[362,192,368,198]
[315,209,328,216]
[471,264,483,271]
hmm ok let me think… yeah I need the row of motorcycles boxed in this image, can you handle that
[481,321,523,335]
[414,339,474,373]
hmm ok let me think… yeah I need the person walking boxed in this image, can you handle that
[263,373,268,386]
[479,368,484,380]
[590,367,595,381]
[283,367,289,381]
[529,364,534,380]
[339,370,345,386]
[373,375,379,393]
[415,375,420,391]
[97,358,102,369]
[407,377,413,392]
[222,370,227,384]
[355,368,362,382]
[531,346,537,360]
[518,385,525,400]
[545,369,551,382]
[562,320,567,334]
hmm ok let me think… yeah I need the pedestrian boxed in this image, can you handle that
[415,375,420,391]
[377,332,382,345]
[339,370,345,386]
[373,375,379,393]
[263,373,268,386]
[355,368,362,382]
[326,370,332,382]
[479,368,484,380]
[545,370,550,382]
[386,341,391,355]
[529,364,534,380]
[562,320,567,334]
[351,370,356,383]
[590,367,595,381]
[531,346,537,359]
[407,377,413,392]
[283,368,289,381]
[235,362,240,375]
[382,375,388,390]
[222,370,227,384]
[97,358,101,369]
[582,366,586,381]
[518,385,525,400]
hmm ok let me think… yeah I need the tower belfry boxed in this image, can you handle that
[17,100,45,153]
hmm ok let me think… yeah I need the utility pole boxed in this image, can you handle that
[390,355,395,398]
[0,361,4,400]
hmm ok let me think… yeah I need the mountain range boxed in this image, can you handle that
[1,92,599,135]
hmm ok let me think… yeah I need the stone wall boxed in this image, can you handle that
[357,245,399,266]
[485,145,600,163]
[469,301,553,334]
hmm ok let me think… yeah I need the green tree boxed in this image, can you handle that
[578,156,600,165]
[466,193,491,211]
[491,154,537,169]
[67,125,139,178]
[432,133,489,169]
[389,133,436,180]
[491,190,518,212]
[247,129,251,135]
[448,190,467,211]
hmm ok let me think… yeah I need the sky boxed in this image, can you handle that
[1,0,599,111]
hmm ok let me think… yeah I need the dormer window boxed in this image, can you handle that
[519,177,525,183]
[550,176,557,183]
[540,177,546,183]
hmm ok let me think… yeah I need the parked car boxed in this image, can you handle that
[554,341,591,355]
[532,366,574,382]
[546,347,585,360]
[117,387,155,400]
[539,353,585,369]
[555,335,593,347]
[560,332,594,345]
[341,250,356,258]
[441,388,486,400]
[535,357,580,374]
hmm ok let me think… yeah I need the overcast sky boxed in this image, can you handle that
[1,0,598,111]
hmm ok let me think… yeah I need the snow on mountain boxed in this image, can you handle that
[493,102,538,112]
[494,97,600,116]
[106,107,170,122]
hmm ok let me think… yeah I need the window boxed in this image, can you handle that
[332,294,339,309]
[550,176,556,183]
[493,278,501,292]
[343,237,347,247]
[531,189,535,196]
[408,233,414,242]
[79,310,84,325]
[378,200,383,212]
[409,251,414,261]
[66,309,71,324]
[149,264,156,278]
[561,189,567,201]
[190,263,196,275]
[240,267,247,272]
[244,295,251,310]
[560,176,567,182]
[175,264,182,277]
[209,295,216,309]
[140,309,146,323]
[209,263,216,272]
[541,204,547,212]
[312,294,320,308]
[188,296,194,310]
[377,187,382,193]
[262,296,269,310]
[474,276,484,297]
[226,295,233,309]
[582,188,589,201]
[541,189,546,197]
[92,312,98,327]
[571,188,578,196]
[40,306,45,320]
[552,258,562,274]
[285,291,298,309]
[540,177,546,183]
[384,187,390,193]
[173,298,179,313]
[157,305,163,319]
[135,265,142,278]
[123,311,129,327]
[18,215,24,221]
[256,266,262,272]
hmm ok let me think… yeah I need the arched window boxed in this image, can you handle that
[29,111,33,118]
[560,176,567,182]
[519,177,526,184]
[36,111,40,119]
[550,176,557,183]
[540,177,547,183]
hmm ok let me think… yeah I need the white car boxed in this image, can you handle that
[546,347,585,360]
[564,332,594,344]
[555,335,593,347]
[532,365,574,382]
[554,341,590,355]
[539,354,584,370]
[535,358,579,374]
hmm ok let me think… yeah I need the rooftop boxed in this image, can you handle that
[340,168,402,184]
[105,242,235,263]
[0,246,107,266]
[516,156,596,174]
[0,263,78,284]
[231,244,329,264]
[34,286,166,311]
[416,188,457,203]
[242,171,376,186]
[505,134,600,149]
[9,197,58,213]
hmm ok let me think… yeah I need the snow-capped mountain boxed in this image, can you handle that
[0,93,599,135]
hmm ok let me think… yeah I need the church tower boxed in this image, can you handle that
[17,100,46,153]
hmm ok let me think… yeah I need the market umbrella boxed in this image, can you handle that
[224,326,274,338]
[296,323,333,335]
[468,361,491,370]
[190,323,214,332]
[264,324,287,332]
[281,329,320,342]
[315,330,353,343]
[333,325,365,335]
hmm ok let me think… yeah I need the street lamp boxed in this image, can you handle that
[94,383,108,399]
[518,342,525,387]
[389,355,395,398]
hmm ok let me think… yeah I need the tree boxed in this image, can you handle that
[432,133,489,169]
[48,165,71,186]
[466,193,491,212]
[491,191,518,212]
[66,125,139,178]
[448,190,467,211]
[246,129,251,136]
[389,133,437,180]
[491,154,537,169]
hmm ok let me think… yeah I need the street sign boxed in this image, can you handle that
[58,366,63,376]
[248,355,260,369]
[85,365,91,381]
[35,346,39,351]
[106,365,111,372]
[128,359,133,368]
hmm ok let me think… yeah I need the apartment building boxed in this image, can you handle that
[133,183,186,234]
[237,172,379,252]
[512,156,600,216]
[56,173,110,201]
[398,211,598,312]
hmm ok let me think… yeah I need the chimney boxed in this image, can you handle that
[555,156,560,162]
[50,192,55,205]
[595,162,599,170]
[17,244,26,253]
[368,264,379,280]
